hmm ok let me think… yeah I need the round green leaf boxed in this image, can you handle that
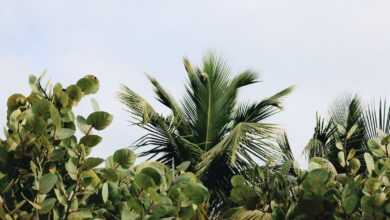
[364,153,375,175]
[231,175,246,187]
[82,157,104,170]
[182,182,209,204]
[80,135,102,147]
[86,111,113,130]
[49,104,61,129]
[55,128,75,140]
[77,75,99,95]
[39,173,58,194]
[113,148,136,168]
[139,167,162,186]
[66,85,83,104]
[68,210,93,220]
[309,157,337,177]
[341,181,360,214]
[32,99,51,118]
[39,198,56,214]
[7,93,26,114]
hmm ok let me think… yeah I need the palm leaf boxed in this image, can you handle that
[364,99,390,138]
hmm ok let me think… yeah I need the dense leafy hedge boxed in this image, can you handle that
[0,75,209,220]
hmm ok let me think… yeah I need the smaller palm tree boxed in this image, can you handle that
[304,96,390,173]
[119,54,293,207]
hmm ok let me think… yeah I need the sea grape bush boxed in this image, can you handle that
[0,75,209,220]
[226,125,390,220]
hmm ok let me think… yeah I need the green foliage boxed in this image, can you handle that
[0,75,209,220]
[226,130,390,220]
[119,54,293,207]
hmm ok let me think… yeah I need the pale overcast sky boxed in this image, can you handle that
[1,1,390,166]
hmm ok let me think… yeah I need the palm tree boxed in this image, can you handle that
[119,54,293,207]
[304,96,390,172]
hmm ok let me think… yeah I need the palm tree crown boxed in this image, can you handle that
[119,54,293,205]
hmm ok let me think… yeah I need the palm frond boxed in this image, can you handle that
[304,113,335,159]
[234,86,294,124]
[364,99,390,139]
[196,122,278,175]
[118,85,157,123]
[275,132,295,162]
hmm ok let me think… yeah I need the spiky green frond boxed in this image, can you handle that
[234,87,294,125]
[364,99,390,139]
[196,122,278,175]
[304,113,336,159]
[276,132,295,162]
[118,85,157,123]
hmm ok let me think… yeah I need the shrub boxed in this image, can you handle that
[0,75,209,220]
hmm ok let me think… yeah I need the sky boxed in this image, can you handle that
[1,1,390,166]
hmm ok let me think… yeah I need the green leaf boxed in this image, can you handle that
[68,210,93,220]
[309,157,337,177]
[32,99,51,118]
[39,173,58,194]
[363,178,381,194]
[54,189,67,206]
[367,139,385,157]
[100,168,118,182]
[102,182,109,203]
[55,128,75,140]
[25,116,46,136]
[39,198,56,214]
[341,181,360,214]
[303,169,330,196]
[53,83,70,107]
[347,148,356,161]
[176,161,191,172]
[65,159,78,180]
[139,167,162,186]
[182,182,209,204]
[7,93,26,114]
[335,142,344,150]
[77,75,99,95]
[346,124,358,139]
[49,149,66,162]
[77,116,92,134]
[113,148,136,168]
[231,175,246,187]
[49,105,61,129]
[121,207,139,220]
[338,151,346,167]
[66,85,83,104]
[82,157,104,170]
[29,75,37,90]
[364,153,375,175]
[86,111,113,130]
[336,124,346,135]
[134,173,156,189]
[80,135,102,147]
[349,158,361,175]
[91,98,100,111]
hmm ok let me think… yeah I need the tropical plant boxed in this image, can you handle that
[227,128,390,220]
[0,75,209,220]
[119,54,293,206]
[304,96,368,173]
